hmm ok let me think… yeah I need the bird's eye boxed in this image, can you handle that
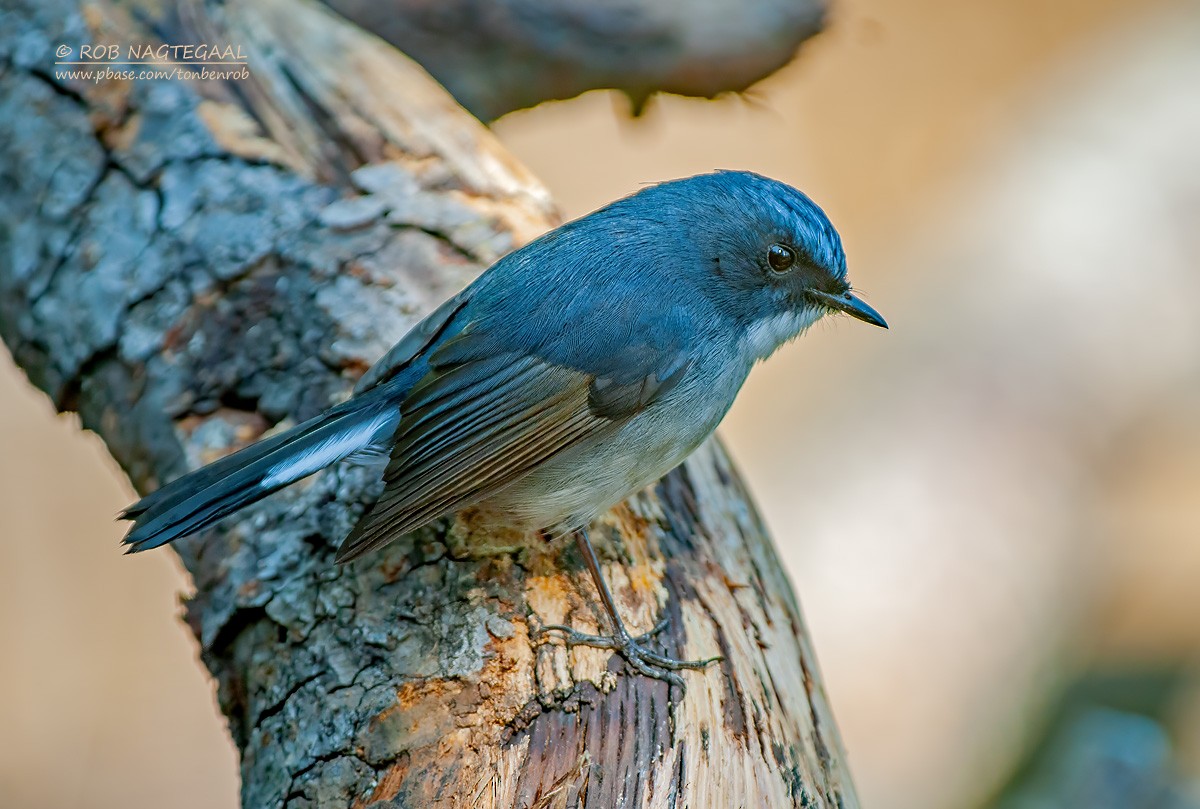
[767,243,796,273]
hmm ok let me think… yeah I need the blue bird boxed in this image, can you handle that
[120,170,886,683]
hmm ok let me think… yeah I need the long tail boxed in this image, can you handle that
[120,396,399,553]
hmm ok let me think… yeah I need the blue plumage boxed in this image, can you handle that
[119,170,885,682]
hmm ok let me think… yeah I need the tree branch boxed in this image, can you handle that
[323,0,828,119]
[0,0,857,805]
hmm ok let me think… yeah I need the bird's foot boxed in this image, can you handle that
[539,618,722,687]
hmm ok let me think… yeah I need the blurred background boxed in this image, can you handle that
[3,0,1199,807]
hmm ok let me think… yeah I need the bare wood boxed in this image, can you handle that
[0,0,857,806]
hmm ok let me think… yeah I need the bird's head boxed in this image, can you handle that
[647,171,887,359]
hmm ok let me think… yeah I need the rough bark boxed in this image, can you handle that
[0,0,857,806]
[323,0,827,119]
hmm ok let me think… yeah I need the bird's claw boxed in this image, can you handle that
[539,618,722,687]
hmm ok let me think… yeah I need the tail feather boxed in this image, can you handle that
[121,399,398,553]
[120,416,319,522]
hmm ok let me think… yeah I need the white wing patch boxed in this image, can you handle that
[260,410,399,488]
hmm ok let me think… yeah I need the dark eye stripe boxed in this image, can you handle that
[767,243,795,273]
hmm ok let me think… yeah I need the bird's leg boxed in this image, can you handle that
[540,528,721,686]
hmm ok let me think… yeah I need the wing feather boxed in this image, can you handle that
[390,357,548,465]
[363,405,598,546]
[335,320,696,562]
[335,357,607,561]
[382,367,583,508]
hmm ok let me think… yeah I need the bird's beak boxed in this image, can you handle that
[808,290,888,329]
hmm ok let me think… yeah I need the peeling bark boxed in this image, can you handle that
[0,0,857,806]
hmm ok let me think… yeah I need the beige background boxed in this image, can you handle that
[3,0,1196,807]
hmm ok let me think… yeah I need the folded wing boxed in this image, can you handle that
[335,323,692,562]
[335,351,605,560]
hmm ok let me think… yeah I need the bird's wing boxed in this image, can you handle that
[335,326,691,562]
[352,287,473,394]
